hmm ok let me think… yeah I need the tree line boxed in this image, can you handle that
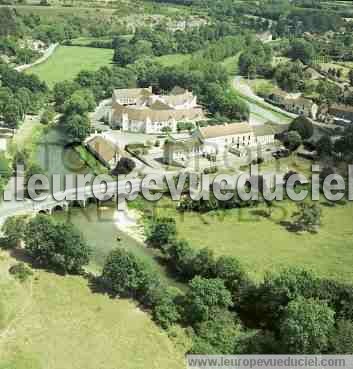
[113,22,243,67]
[0,64,48,128]
[2,209,353,354]
[100,213,353,354]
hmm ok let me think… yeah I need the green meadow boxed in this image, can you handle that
[27,46,114,88]
[0,252,185,369]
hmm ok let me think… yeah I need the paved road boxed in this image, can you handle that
[0,178,143,226]
[233,76,340,134]
[233,76,295,125]
[15,43,59,72]
[90,98,112,131]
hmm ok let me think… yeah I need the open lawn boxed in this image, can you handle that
[156,52,241,72]
[0,251,185,369]
[0,4,118,18]
[254,155,315,178]
[151,198,353,283]
[70,36,114,46]
[135,156,353,283]
[155,53,192,67]
[246,78,277,97]
[27,46,114,88]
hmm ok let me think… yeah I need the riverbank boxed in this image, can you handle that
[233,76,294,125]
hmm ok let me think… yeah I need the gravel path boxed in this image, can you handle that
[15,43,59,72]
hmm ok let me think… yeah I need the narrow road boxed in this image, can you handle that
[233,76,295,125]
[15,43,59,72]
[0,178,143,226]
[233,76,338,134]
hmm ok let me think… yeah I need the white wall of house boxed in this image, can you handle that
[255,134,275,146]
[198,133,256,155]
[145,119,177,134]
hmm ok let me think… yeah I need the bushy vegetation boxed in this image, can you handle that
[0,64,48,128]
[112,157,136,176]
[100,209,353,354]
[113,23,245,67]
[2,214,91,275]
[1,215,28,248]
[288,116,314,140]
[238,41,273,79]
[9,262,33,282]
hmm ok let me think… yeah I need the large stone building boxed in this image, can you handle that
[164,122,284,164]
[109,86,204,134]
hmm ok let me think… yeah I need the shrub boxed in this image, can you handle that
[152,288,181,329]
[330,320,353,354]
[214,256,248,296]
[185,276,233,324]
[192,248,217,278]
[40,108,55,125]
[1,215,28,249]
[146,217,177,250]
[9,262,33,282]
[24,215,91,274]
[102,248,148,298]
[289,116,313,140]
[166,239,196,280]
[111,157,136,176]
[241,268,320,330]
[292,202,321,232]
[280,297,335,354]
[191,311,242,354]
[284,131,302,151]
[203,166,218,174]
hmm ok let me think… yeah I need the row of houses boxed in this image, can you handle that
[266,90,319,120]
[267,89,353,125]
[318,103,353,125]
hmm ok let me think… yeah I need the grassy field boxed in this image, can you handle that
[1,4,117,18]
[254,155,315,178]
[155,53,192,67]
[246,78,277,97]
[0,252,185,369]
[70,36,114,46]
[131,154,353,283]
[222,54,240,75]
[156,52,241,72]
[27,46,114,88]
[149,197,353,283]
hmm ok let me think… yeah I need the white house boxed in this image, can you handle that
[193,123,257,155]
[164,122,283,164]
[109,86,204,134]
